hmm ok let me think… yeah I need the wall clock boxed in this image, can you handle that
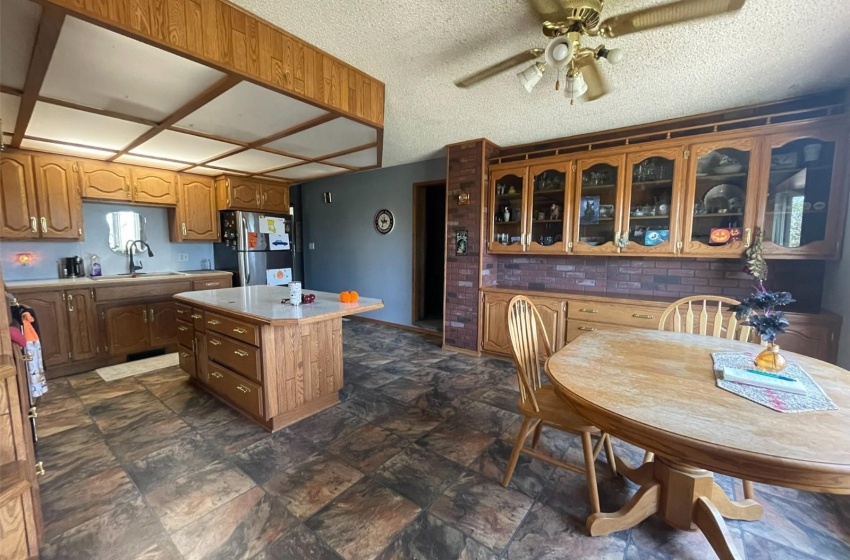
[374,209,394,234]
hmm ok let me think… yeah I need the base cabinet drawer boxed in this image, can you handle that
[178,344,195,377]
[206,334,262,382]
[176,303,192,321]
[207,361,263,417]
[176,321,193,347]
[568,302,662,328]
[193,278,231,291]
[191,309,206,332]
[205,312,260,346]
[566,321,630,343]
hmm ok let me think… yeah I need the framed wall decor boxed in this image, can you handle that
[456,229,468,255]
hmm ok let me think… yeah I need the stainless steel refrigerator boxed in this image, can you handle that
[213,211,295,287]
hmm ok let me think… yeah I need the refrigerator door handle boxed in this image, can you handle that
[240,216,251,285]
[243,250,251,285]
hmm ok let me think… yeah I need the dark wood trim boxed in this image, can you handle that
[412,180,446,326]
[11,6,65,148]
[315,142,378,163]
[0,85,23,96]
[35,96,159,127]
[107,75,242,162]
[347,315,439,337]
[191,146,253,169]
[255,113,339,145]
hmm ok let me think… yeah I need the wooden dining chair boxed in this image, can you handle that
[651,295,756,500]
[503,295,617,515]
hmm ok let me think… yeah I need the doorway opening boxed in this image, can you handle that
[412,180,446,333]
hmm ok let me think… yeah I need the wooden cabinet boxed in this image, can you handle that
[149,302,178,347]
[171,175,219,241]
[526,163,572,254]
[132,167,178,205]
[17,291,70,368]
[104,305,150,356]
[33,155,83,240]
[66,288,99,361]
[217,176,291,212]
[481,291,512,354]
[0,153,38,239]
[78,161,132,201]
[530,296,567,354]
[489,167,528,253]
[573,154,625,254]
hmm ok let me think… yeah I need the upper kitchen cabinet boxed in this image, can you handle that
[131,167,178,205]
[526,163,572,254]
[573,154,625,255]
[0,152,38,239]
[32,155,83,240]
[758,124,849,259]
[217,177,291,213]
[78,160,133,201]
[170,174,219,241]
[620,146,685,255]
[260,183,291,213]
[681,137,760,257]
[489,166,529,253]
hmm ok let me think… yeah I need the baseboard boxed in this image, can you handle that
[442,343,481,357]
[348,315,439,336]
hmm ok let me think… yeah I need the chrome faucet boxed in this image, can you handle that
[126,240,154,275]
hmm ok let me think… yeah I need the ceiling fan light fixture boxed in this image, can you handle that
[598,46,624,64]
[518,62,546,93]
[564,69,588,102]
[544,36,574,69]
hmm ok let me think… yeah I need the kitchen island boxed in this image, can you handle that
[174,285,383,431]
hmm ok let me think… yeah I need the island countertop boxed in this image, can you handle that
[174,285,383,325]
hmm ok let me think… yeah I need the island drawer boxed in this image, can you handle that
[175,303,192,320]
[205,312,260,346]
[176,321,194,347]
[193,278,230,290]
[191,309,206,332]
[567,302,662,328]
[206,334,261,383]
[178,345,195,377]
[207,361,263,418]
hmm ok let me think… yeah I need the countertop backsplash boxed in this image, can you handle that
[1,202,215,282]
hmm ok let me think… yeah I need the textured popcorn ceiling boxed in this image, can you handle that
[231,0,850,167]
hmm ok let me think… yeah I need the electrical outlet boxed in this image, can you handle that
[308,243,315,250]
[177,253,189,262]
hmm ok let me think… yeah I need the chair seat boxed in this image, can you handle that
[517,386,600,433]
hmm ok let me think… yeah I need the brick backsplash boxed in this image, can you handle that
[494,255,824,310]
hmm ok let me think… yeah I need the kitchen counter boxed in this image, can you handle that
[5,270,232,292]
[173,285,384,432]
[174,285,383,325]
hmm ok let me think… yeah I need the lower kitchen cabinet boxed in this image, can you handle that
[104,305,150,356]
[66,288,99,361]
[481,292,566,356]
[17,291,70,368]
[149,302,178,347]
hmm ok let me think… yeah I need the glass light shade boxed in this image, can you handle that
[518,63,545,93]
[544,36,573,69]
[564,71,588,99]
[605,48,624,65]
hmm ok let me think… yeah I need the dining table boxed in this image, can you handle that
[545,328,850,560]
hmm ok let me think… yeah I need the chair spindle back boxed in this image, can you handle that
[507,296,553,413]
[658,295,752,342]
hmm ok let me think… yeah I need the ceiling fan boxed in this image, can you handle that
[454,0,746,103]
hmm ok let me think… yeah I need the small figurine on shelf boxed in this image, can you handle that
[550,204,561,221]
[502,206,511,223]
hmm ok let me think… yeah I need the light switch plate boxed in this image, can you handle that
[308,243,315,250]
[177,253,189,262]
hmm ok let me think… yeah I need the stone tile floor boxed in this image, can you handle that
[36,321,850,559]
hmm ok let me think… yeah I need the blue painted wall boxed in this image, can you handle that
[1,202,214,281]
[301,158,446,327]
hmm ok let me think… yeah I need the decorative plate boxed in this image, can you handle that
[374,209,394,234]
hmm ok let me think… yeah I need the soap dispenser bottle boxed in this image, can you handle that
[90,254,102,277]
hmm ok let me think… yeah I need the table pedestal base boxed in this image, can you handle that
[588,457,763,560]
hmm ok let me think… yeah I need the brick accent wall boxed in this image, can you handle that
[494,255,824,310]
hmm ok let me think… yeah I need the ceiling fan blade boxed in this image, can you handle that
[575,54,608,101]
[454,48,544,88]
[600,0,746,38]
[527,0,570,23]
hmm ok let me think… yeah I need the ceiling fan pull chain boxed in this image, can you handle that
[555,69,561,91]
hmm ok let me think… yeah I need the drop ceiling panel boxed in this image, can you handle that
[206,149,303,173]
[41,17,226,122]
[264,118,378,158]
[174,81,329,142]
[130,130,239,163]
[114,154,189,170]
[20,138,116,159]
[324,147,378,168]
[267,162,346,181]
[1,94,21,134]
[27,102,152,150]
[0,0,41,89]
[186,166,245,176]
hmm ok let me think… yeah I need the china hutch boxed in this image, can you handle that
[487,118,849,260]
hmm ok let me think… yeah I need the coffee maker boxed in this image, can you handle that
[60,256,84,278]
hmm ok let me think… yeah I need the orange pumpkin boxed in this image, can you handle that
[349,291,359,302]
[339,291,352,303]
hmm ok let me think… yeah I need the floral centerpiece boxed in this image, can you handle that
[732,229,795,371]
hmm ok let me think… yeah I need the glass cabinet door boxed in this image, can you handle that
[760,126,847,258]
[490,167,528,253]
[682,138,758,256]
[573,155,623,254]
[526,163,571,253]
[622,146,684,254]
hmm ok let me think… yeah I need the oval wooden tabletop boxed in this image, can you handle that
[546,329,850,494]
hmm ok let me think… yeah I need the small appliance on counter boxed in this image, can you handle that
[59,256,84,278]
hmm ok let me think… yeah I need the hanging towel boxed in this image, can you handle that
[17,310,48,399]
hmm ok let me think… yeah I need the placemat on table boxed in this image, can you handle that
[711,352,837,413]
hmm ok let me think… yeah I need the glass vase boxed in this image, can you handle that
[754,343,787,373]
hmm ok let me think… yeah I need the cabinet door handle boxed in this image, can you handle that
[30,216,37,232]
[125,180,131,197]
[744,227,752,248]
[205,282,220,287]
[178,326,188,332]
[40,217,47,233]
[208,339,222,346]
[180,352,189,358]
[578,326,598,331]
[234,349,249,357]
[632,314,654,319]
[232,327,247,334]
[579,308,598,313]
[211,371,224,379]
[182,223,187,236]
[35,461,45,477]
[134,183,139,197]
[67,294,74,312]
[190,313,203,319]
[149,308,155,322]
[237,385,250,393]
[207,319,221,325]
[142,309,148,323]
